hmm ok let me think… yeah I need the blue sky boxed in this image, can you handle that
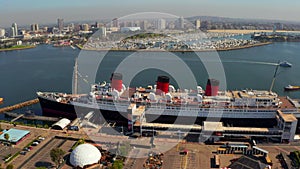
[0,0,299,27]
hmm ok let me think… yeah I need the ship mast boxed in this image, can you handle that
[73,58,78,95]
[269,61,280,92]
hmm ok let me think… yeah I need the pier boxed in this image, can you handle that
[11,114,24,122]
[0,98,39,114]
[5,112,60,122]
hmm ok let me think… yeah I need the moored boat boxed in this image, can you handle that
[279,61,292,67]
[284,85,300,91]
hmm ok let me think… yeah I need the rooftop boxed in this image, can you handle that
[132,105,145,116]
[0,128,30,143]
[277,110,297,122]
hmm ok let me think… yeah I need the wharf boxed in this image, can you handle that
[0,99,39,114]
[5,112,60,122]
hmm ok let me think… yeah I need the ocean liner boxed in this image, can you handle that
[37,71,300,129]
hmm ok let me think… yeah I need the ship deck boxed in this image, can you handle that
[139,121,280,133]
[279,96,295,109]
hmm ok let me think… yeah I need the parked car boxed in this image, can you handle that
[32,142,39,146]
[35,140,41,143]
[38,137,45,141]
[23,147,30,152]
[68,126,79,131]
[20,151,27,155]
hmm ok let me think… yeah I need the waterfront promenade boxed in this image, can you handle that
[208,29,300,34]
[0,45,36,52]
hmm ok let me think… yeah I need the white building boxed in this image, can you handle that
[155,19,166,30]
[276,110,298,142]
[31,23,39,32]
[177,17,184,29]
[195,19,201,29]
[70,144,101,168]
[57,18,64,31]
[99,26,106,37]
[16,40,22,45]
[120,27,141,32]
[12,23,18,37]
[81,24,89,31]
[0,29,5,37]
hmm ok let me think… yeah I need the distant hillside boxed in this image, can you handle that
[186,16,300,24]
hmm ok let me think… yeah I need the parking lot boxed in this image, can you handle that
[2,122,300,169]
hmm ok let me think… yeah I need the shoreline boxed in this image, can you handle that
[208,29,300,34]
[0,45,36,52]
[78,42,272,52]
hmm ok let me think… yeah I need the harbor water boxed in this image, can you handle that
[0,42,300,117]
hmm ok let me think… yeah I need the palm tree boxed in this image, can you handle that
[4,133,9,142]
[50,148,65,168]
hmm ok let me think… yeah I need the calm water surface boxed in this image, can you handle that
[0,43,299,116]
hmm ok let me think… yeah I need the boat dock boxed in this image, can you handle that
[10,114,24,122]
[0,98,39,114]
[5,112,60,122]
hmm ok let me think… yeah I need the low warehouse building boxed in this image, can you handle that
[52,118,71,130]
[0,128,30,145]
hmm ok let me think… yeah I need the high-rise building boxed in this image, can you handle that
[167,21,175,29]
[12,23,18,37]
[124,21,133,27]
[195,19,201,29]
[99,27,106,37]
[200,21,210,30]
[155,19,166,30]
[10,27,15,37]
[31,23,39,32]
[0,29,5,37]
[81,24,89,31]
[93,22,102,28]
[176,17,184,29]
[140,20,148,30]
[274,23,283,31]
[112,18,119,27]
[57,18,64,31]
[68,23,75,31]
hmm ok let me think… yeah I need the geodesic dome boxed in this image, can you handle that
[70,143,101,168]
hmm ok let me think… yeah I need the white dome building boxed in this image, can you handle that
[70,144,101,168]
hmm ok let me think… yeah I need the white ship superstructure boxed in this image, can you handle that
[37,73,299,121]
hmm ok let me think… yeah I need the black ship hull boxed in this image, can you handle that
[38,96,280,128]
[38,96,129,124]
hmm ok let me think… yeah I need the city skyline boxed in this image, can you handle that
[1,0,300,27]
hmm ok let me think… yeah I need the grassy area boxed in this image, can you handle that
[124,33,167,40]
[4,152,20,163]
[0,120,50,129]
[75,44,83,49]
[0,45,36,51]
[71,138,85,150]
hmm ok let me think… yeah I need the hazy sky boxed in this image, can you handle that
[1,0,300,27]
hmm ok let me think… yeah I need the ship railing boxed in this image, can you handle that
[147,105,281,113]
[87,99,130,106]
[223,133,282,137]
[74,100,130,111]
[280,109,299,113]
